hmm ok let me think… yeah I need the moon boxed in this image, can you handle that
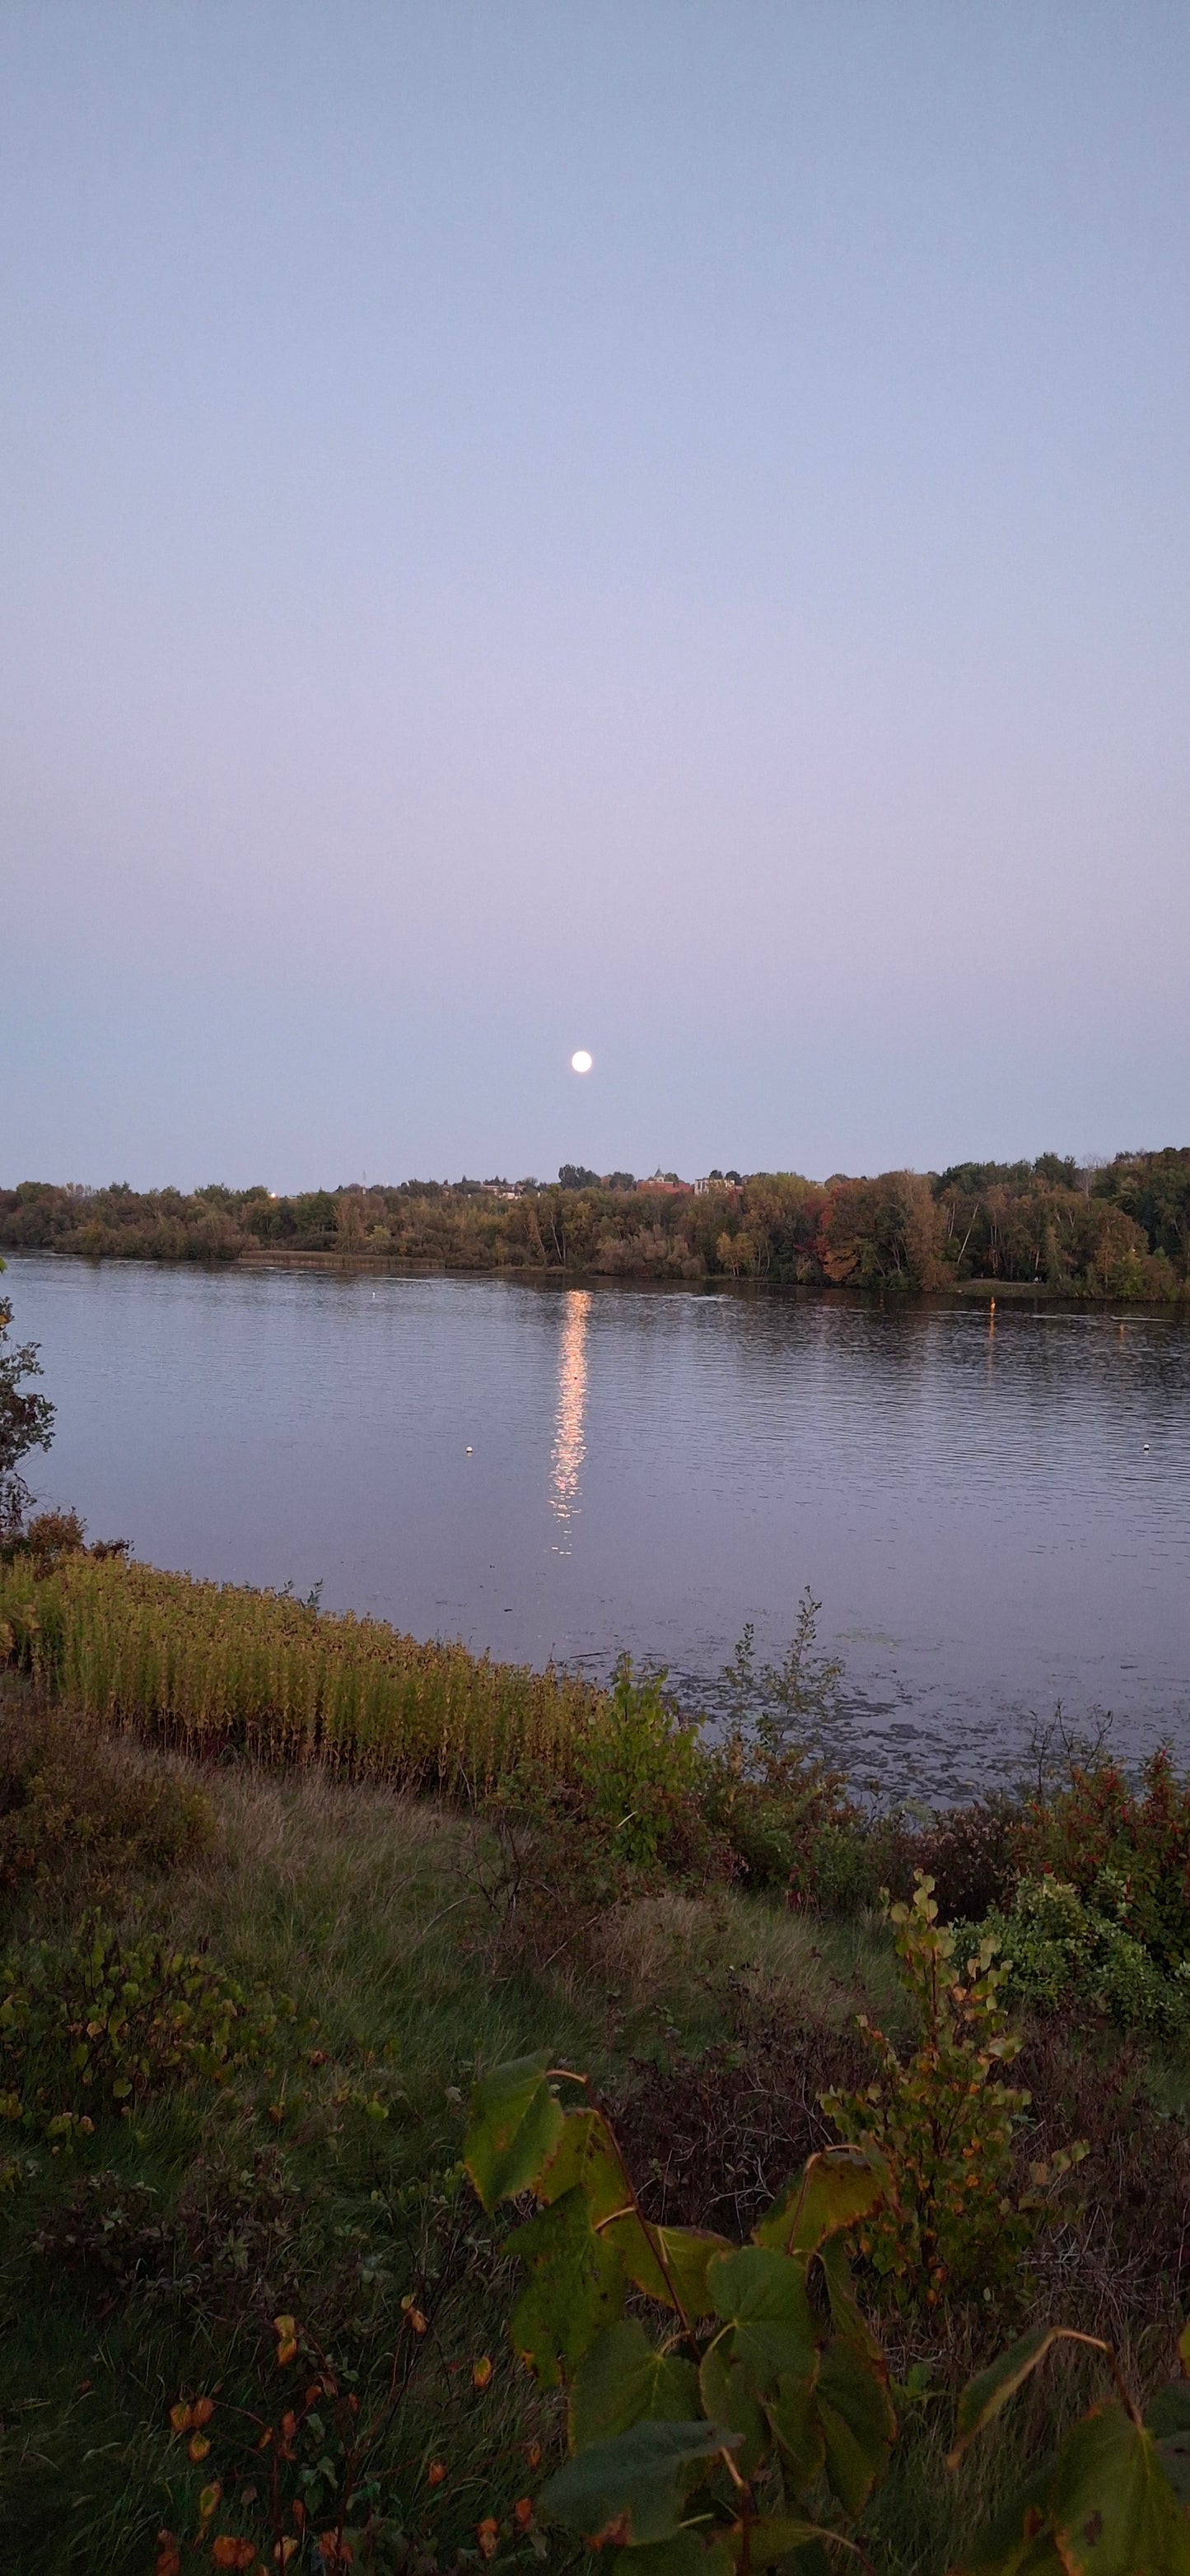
[571,1050,593,1074]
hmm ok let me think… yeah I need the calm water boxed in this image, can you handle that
[7,1253,1190,1798]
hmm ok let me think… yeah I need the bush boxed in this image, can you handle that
[973,1871,1190,2033]
[1015,1740,1190,1972]
[0,1916,292,2136]
[576,1657,707,1869]
[823,1875,1082,2309]
[0,1700,211,1909]
[908,1796,1020,1922]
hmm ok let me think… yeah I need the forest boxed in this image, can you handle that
[2,1148,1190,1297]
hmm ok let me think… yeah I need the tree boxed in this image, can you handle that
[0,1265,55,1536]
[558,1165,600,1190]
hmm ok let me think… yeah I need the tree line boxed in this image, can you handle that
[2,1149,1190,1296]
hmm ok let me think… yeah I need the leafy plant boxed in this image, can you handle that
[0,1278,54,1540]
[705,1601,855,1891]
[949,2318,1190,2574]
[463,2049,898,2566]
[577,1658,705,1869]
[1015,1742,1190,1975]
[823,1875,1083,2308]
[973,1871,1190,2033]
[0,1916,292,2135]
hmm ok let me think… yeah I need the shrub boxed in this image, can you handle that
[0,1916,292,2135]
[1015,1740,1190,1972]
[908,1795,1020,1922]
[823,1875,1082,2309]
[704,1597,857,1889]
[973,1870,1190,2033]
[460,2052,1190,2575]
[0,1700,212,1908]
[576,1658,706,1869]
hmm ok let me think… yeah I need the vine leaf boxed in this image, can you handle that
[537,2108,626,2220]
[957,2407,1190,2575]
[699,2335,769,2483]
[464,2056,564,2212]
[538,2418,739,2547]
[508,2187,624,2387]
[570,2321,701,2452]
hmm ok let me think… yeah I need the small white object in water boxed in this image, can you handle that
[465,1446,473,1454]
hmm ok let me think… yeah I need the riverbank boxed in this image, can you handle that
[5,1153,1190,1297]
[2,1642,1190,2573]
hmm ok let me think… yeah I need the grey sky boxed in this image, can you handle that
[2,2,1188,1186]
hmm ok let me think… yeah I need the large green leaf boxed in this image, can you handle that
[814,2335,896,2518]
[539,2419,739,2547]
[949,2329,1068,2467]
[816,2237,884,2364]
[571,2320,702,2452]
[537,2114,731,2315]
[1048,2403,1190,2575]
[699,2336,769,2482]
[464,2054,565,2213]
[537,2108,628,2219]
[706,2248,818,2390]
[765,2373,825,2498]
[508,2185,624,2387]
[608,2218,736,2317]
[753,2149,890,2257]
[959,2409,1190,2576]
[1146,2383,1190,2506]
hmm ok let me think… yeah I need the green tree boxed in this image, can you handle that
[0,1265,55,1537]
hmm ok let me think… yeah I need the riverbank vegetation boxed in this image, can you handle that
[5,1543,1190,2559]
[5,1144,1190,1295]
[4,1599,1190,2569]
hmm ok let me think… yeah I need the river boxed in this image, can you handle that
[5,1253,1189,1799]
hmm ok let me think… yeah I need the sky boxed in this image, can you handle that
[2,2,1188,1190]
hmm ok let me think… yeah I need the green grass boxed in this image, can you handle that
[0,1717,899,2574]
[2,1688,1185,2575]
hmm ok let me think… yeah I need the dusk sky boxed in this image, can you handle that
[2,2,1188,1190]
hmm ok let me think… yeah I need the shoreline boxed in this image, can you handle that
[5,1239,1186,1311]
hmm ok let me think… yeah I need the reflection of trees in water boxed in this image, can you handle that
[550,1289,590,1550]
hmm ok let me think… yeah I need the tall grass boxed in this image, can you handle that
[0,1557,605,1791]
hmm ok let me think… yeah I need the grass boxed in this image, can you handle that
[3,1640,1190,2571]
[0,1557,606,1790]
[0,1682,897,2574]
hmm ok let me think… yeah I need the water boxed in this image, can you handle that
[5,1253,1190,1799]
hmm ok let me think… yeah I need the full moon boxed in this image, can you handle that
[571,1050,593,1074]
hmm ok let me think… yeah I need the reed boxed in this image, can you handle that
[0,1556,606,1792]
